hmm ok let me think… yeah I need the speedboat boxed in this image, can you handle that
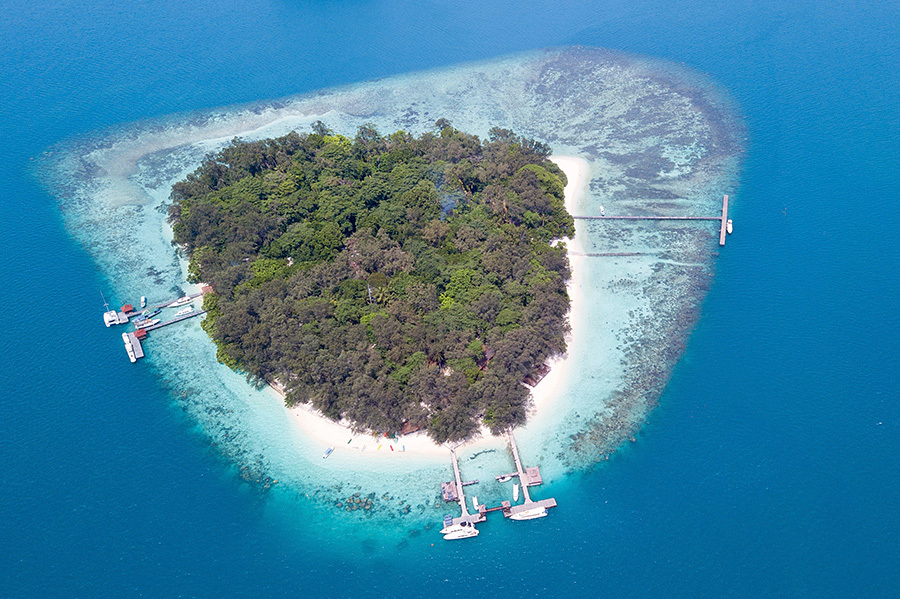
[440,520,479,540]
[509,505,548,521]
[140,296,147,308]
[497,475,513,483]
[134,318,160,329]
[322,447,334,459]
[472,496,479,511]
[168,296,193,308]
[726,219,733,234]
[140,308,161,319]
[174,306,194,317]
[513,483,520,502]
[600,205,605,216]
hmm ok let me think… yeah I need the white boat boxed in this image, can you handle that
[322,447,334,459]
[509,505,548,521]
[513,483,520,502]
[167,296,194,308]
[122,332,137,363]
[726,219,733,234]
[600,205,605,216]
[101,292,121,327]
[497,475,513,483]
[140,296,147,308]
[441,521,479,540]
[103,310,120,327]
[134,318,160,329]
[174,306,194,317]
[472,496,479,511]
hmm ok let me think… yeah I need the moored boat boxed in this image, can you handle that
[509,505,548,521]
[726,219,733,234]
[167,296,194,308]
[600,205,605,216]
[122,332,137,363]
[440,519,479,540]
[174,306,194,317]
[134,318,160,329]
[513,483,520,502]
[140,296,147,308]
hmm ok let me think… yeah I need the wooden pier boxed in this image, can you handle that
[573,194,732,246]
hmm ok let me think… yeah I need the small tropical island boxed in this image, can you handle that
[168,122,574,443]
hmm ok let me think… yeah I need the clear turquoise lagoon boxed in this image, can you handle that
[2,1,898,597]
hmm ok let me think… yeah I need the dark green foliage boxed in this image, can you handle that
[169,124,573,442]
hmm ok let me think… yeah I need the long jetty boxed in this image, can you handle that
[574,194,731,246]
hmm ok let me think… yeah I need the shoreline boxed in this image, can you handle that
[277,154,591,460]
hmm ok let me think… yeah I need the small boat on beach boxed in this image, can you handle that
[322,447,334,459]
[513,483,520,502]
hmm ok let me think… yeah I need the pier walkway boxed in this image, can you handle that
[449,449,486,527]
[573,194,731,246]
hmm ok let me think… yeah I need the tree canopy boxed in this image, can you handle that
[169,121,573,443]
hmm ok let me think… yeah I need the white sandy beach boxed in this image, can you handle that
[280,155,591,460]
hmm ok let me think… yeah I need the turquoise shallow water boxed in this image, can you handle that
[2,0,899,597]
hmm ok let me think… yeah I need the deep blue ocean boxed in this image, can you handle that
[2,0,899,597]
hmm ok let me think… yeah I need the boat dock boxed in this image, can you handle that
[440,427,557,537]
[574,194,732,246]
[107,287,213,362]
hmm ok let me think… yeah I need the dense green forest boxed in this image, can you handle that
[168,121,574,442]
